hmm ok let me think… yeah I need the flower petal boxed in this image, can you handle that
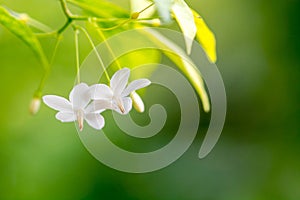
[110,68,130,95]
[122,97,133,114]
[122,79,151,96]
[85,100,114,113]
[90,84,113,100]
[55,112,76,122]
[153,0,173,23]
[113,97,132,115]
[43,95,72,112]
[171,0,197,55]
[193,10,217,63]
[85,113,105,130]
[69,83,91,110]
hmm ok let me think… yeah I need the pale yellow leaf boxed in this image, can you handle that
[143,28,210,112]
[192,10,217,63]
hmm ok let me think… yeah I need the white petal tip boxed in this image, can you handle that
[145,79,151,86]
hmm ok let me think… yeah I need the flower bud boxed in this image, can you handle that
[130,91,145,113]
[139,19,161,27]
[29,97,41,115]
[151,19,161,27]
[131,12,140,19]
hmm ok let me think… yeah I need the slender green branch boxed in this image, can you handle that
[57,0,75,34]
[138,3,154,14]
[90,3,156,70]
[58,18,72,34]
[74,25,110,81]
[74,28,81,84]
[34,0,159,92]
[35,31,57,38]
[94,23,122,69]
[94,3,155,31]
[34,36,61,98]
[60,0,72,17]
[50,35,62,64]
[95,18,132,31]
[38,0,157,36]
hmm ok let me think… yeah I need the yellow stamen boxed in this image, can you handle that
[119,103,125,114]
[77,110,84,131]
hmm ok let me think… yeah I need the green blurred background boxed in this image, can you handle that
[0,0,300,199]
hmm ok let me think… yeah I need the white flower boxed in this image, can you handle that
[91,68,151,115]
[42,83,110,131]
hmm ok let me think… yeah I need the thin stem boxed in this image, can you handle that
[50,35,62,64]
[75,25,110,81]
[92,3,155,31]
[26,17,53,33]
[58,18,72,34]
[34,36,62,97]
[74,29,81,84]
[95,18,132,31]
[60,0,72,17]
[57,0,74,34]
[36,0,158,37]
[94,3,155,31]
[95,25,122,69]
[35,31,57,38]
[92,17,131,22]
[91,3,156,70]
[138,3,154,14]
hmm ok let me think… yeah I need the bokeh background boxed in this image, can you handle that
[0,0,300,199]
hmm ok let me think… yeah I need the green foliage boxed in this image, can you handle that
[193,9,217,63]
[0,0,216,112]
[143,29,210,112]
[1,0,300,199]
[69,0,161,83]
[69,0,133,37]
[0,6,48,69]
[67,0,130,18]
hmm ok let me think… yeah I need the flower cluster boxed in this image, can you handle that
[42,68,151,131]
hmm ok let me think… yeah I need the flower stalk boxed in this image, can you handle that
[74,25,110,82]
[74,28,81,84]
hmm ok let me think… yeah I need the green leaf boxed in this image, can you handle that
[142,28,210,112]
[192,10,217,63]
[68,0,132,37]
[5,7,52,33]
[67,0,130,18]
[0,6,48,68]
[171,0,196,55]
